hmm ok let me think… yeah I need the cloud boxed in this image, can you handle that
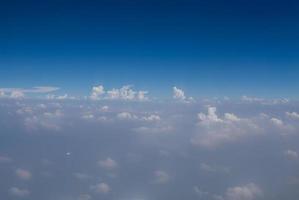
[200,163,230,173]
[173,87,186,101]
[16,168,32,180]
[225,183,262,200]
[74,173,91,180]
[191,106,260,148]
[172,86,194,103]
[9,187,30,198]
[117,112,137,120]
[0,86,59,99]
[90,85,105,100]
[98,157,118,170]
[46,94,76,100]
[286,111,299,120]
[0,155,13,163]
[90,183,111,194]
[77,194,91,200]
[90,85,148,101]
[284,150,298,160]
[153,170,170,184]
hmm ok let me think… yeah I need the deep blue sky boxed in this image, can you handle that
[1,0,299,98]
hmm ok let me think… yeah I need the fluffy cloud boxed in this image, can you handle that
[9,187,30,198]
[225,183,262,200]
[173,86,194,103]
[90,85,105,100]
[98,158,118,170]
[173,87,186,101]
[90,85,148,101]
[90,183,111,194]
[16,168,32,180]
[286,111,299,120]
[191,106,260,148]
[117,112,137,120]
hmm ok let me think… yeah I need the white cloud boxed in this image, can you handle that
[90,85,148,101]
[172,86,194,103]
[173,87,186,101]
[46,94,76,100]
[194,186,209,197]
[270,117,284,127]
[16,168,32,180]
[101,105,109,112]
[191,106,260,148]
[141,114,161,122]
[284,150,298,160]
[286,111,299,120]
[98,157,118,170]
[153,170,170,184]
[90,85,105,100]
[9,187,30,198]
[117,112,137,120]
[10,91,25,99]
[0,86,59,99]
[225,183,262,200]
[91,183,111,194]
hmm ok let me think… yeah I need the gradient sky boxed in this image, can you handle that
[1,0,299,98]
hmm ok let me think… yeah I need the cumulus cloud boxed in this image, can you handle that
[91,183,111,194]
[191,106,260,148]
[117,112,137,120]
[225,183,262,200]
[286,111,299,120]
[9,187,30,198]
[16,168,32,180]
[98,158,118,170]
[172,86,194,103]
[90,85,148,101]
[90,85,105,100]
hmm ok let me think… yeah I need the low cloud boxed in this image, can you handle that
[9,187,30,198]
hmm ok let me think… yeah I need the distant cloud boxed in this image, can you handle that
[77,194,91,200]
[286,111,299,120]
[225,183,262,200]
[284,150,298,160]
[74,173,91,180]
[173,86,186,101]
[153,170,170,184]
[90,183,111,194]
[0,86,59,99]
[0,155,13,163]
[9,187,30,198]
[90,85,148,101]
[191,106,260,148]
[172,86,194,103]
[98,157,118,171]
[16,168,32,180]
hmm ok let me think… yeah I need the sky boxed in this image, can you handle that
[1,0,299,99]
[1,1,299,200]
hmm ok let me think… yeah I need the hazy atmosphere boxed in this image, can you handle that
[1,0,299,200]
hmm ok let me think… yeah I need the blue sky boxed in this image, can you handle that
[1,0,299,98]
